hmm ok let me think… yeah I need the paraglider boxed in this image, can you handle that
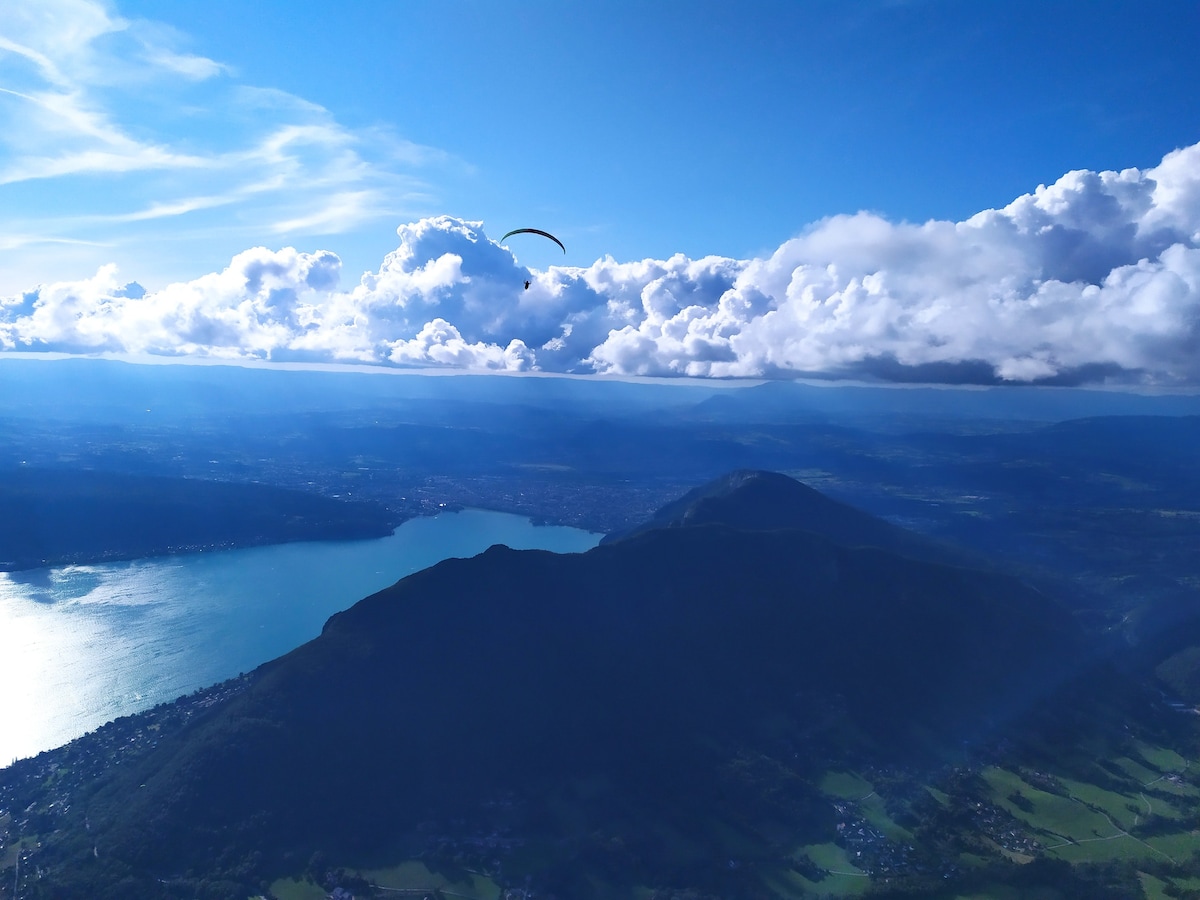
[500,228,566,254]
[501,228,565,290]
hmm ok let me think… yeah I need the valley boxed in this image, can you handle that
[2,363,1200,899]
[4,628,1198,899]
[2,469,1198,898]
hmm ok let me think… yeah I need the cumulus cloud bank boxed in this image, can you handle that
[4,143,1200,385]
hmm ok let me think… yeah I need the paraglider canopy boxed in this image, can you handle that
[500,228,565,254]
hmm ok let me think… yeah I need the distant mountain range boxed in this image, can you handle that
[7,469,1159,899]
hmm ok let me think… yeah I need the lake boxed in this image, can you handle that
[0,509,601,766]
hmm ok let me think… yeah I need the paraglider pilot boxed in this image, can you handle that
[501,229,562,292]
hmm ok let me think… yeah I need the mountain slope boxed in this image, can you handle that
[15,473,1094,898]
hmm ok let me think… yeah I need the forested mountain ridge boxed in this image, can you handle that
[0,467,400,570]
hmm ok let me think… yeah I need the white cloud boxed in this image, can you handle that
[0,144,212,184]
[94,194,237,223]
[3,141,1200,385]
[0,36,69,88]
[386,319,534,371]
[270,190,380,235]
[0,1,123,85]
[138,45,226,81]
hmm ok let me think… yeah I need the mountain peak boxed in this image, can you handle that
[605,469,970,566]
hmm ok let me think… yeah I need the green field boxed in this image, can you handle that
[361,860,500,898]
[926,785,951,806]
[1138,871,1200,900]
[270,860,501,900]
[1050,836,1169,863]
[191,739,1200,900]
[1148,775,1200,799]
[979,758,1200,868]
[954,888,1066,900]
[760,866,822,899]
[857,791,913,843]
[1057,777,1140,830]
[1143,831,1200,860]
[785,840,871,896]
[1113,754,1165,785]
[266,877,327,900]
[1140,872,1174,900]
[820,770,874,800]
[1133,742,1190,773]
[983,767,1119,843]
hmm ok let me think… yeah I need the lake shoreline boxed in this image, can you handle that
[0,466,410,574]
[0,514,415,574]
[1,508,602,765]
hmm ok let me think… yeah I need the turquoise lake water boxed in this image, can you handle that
[0,509,600,766]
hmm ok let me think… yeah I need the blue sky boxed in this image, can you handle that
[2,0,1200,384]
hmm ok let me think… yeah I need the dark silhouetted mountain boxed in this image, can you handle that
[12,472,1090,898]
[603,468,981,568]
